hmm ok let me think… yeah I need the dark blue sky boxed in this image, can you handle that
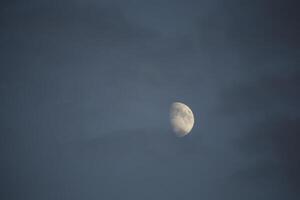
[1,0,299,199]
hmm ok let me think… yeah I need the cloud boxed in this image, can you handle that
[219,66,300,196]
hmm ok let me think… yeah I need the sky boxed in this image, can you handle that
[0,0,299,199]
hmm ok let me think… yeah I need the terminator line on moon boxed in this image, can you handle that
[170,102,195,137]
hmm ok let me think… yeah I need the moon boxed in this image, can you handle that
[170,102,195,137]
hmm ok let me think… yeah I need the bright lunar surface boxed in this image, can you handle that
[170,102,195,137]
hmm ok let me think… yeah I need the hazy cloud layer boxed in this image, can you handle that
[0,0,299,199]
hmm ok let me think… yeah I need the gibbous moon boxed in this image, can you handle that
[170,102,194,137]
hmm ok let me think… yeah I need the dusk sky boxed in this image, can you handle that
[1,0,299,199]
